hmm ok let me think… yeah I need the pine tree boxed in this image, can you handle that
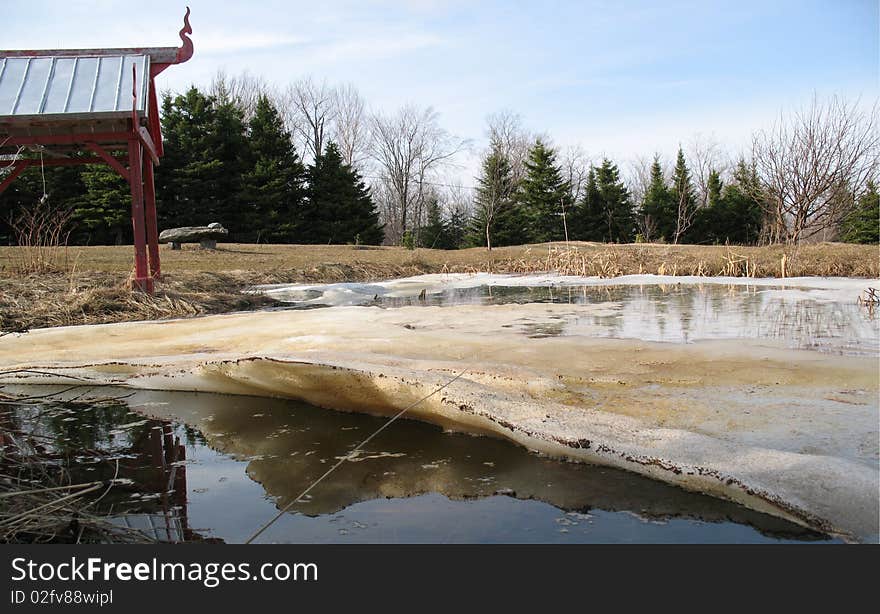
[470,148,517,249]
[420,196,447,248]
[594,158,635,243]
[707,169,723,208]
[302,142,383,244]
[77,164,131,244]
[639,156,675,242]
[240,95,306,242]
[839,182,879,244]
[516,140,570,243]
[156,87,248,235]
[445,205,469,250]
[690,163,762,244]
[571,167,603,241]
[671,147,696,243]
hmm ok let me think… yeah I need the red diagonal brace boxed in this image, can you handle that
[0,163,30,196]
[85,142,130,183]
[137,126,160,167]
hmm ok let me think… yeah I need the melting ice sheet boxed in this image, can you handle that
[1,274,878,541]
[256,274,880,355]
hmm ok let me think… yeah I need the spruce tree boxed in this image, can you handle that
[839,182,879,244]
[516,140,570,243]
[690,163,762,244]
[639,156,675,242]
[302,142,383,244]
[706,169,723,208]
[241,95,306,242]
[594,158,635,243]
[445,205,468,249]
[420,196,447,248]
[670,147,696,243]
[470,148,518,249]
[156,87,248,234]
[571,168,603,241]
[77,164,131,245]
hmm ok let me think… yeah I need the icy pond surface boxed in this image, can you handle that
[2,388,838,543]
[2,274,877,541]
[258,274,879,355]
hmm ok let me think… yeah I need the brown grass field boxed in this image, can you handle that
[0,241,877,331]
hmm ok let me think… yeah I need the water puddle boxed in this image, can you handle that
[1,386,840,543]
[259,275,879,355]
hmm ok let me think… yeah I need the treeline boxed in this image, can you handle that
[1,75,877,248]
[0,84,383,246]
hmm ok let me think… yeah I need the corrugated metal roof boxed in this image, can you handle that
[0,54,149,119]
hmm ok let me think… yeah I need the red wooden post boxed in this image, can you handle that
[143,158,161,279]
[127,138,152,293]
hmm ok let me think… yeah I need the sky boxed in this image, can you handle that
[4,0,878,181]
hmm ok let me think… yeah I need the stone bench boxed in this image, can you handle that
[159,223,228,250]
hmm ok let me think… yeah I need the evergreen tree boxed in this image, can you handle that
[571,167,603,241]
[240,95,306,242]
[77,164,131,245]
[594,158,635,242]
[469,148,520,249]
[706,169,723,208]
[639,155,675,241]
[689,162,762,245]
[420,196,447,248]
[516,140,570,243]
[302,142,383,244]
[671,147,696,243]
[156,87,248,235]
[445,205,469,250]
[839,182,879,244]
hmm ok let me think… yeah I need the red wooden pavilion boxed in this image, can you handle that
[0,8,194,292]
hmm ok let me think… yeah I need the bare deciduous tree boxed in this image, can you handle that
[625,154,654,208]
[561,145,591,204]
[752,96,879,244]
[486,110,532,186]
[285,77,337,163]
[330,83,369,170]
[369,105,466,244]
[210,70,271,121]
[687,133,729,208]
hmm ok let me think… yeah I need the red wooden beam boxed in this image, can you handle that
[2,156,128,168]
[3,133,131,146]
[86,142,130,182]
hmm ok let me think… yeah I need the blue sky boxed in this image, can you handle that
[5,0,878,175]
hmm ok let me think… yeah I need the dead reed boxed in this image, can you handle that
[0,242,876,331]
[0,394,153,544]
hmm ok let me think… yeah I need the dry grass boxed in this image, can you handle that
[0,396,153,544]
[0,241,877,331]
[501,242,879,278]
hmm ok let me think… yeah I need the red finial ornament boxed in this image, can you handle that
[175,7,193,63]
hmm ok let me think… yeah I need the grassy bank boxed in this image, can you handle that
[1,241,876,331]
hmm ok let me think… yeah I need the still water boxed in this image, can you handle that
[2,388,839,543]
[267,280,879,356]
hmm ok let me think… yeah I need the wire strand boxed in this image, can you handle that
[244,365,471,544]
